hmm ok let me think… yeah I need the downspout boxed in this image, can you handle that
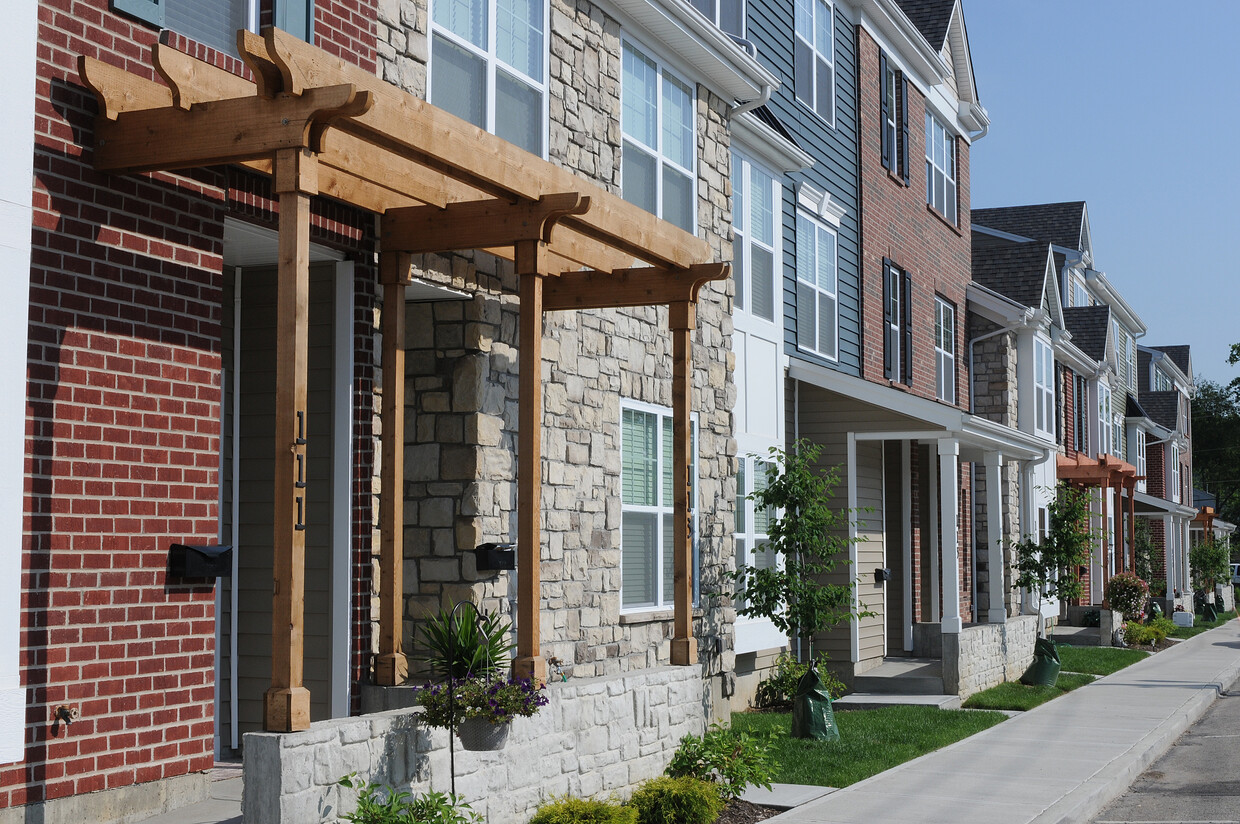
[726,83,773,120]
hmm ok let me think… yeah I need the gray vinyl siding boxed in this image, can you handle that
[746,0,861,375]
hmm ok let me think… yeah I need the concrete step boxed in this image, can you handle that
[833,692,961,711]
[852,657,944,695]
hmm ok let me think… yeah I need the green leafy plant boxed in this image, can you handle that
[754,651,845,708]
[529,796,637,824]
[337,775,480,824]
[729,440,871,658]
[1189,536,1230,593]
[1105,572,1149,622]
[626,776,724,824]
[1123,616,1174,647]
[1011,484,1093,636]
[665,723,774,801]
[1133,519,1155,584]
[417,603,514,680]
[416,675,547,728]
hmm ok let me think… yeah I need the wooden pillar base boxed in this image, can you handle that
[374,652,409,686]
[671,636,697,666]
[263,686,311,732]
[512,655,547,682]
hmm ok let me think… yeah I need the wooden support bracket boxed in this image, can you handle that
[543,263,728,312]
[382,192,590,254]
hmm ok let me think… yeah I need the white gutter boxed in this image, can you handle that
[727,83,772,120]
[727,104,816,172]
[1084,268,1147,336]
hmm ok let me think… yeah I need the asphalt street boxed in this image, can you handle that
[1091,673,1240,824]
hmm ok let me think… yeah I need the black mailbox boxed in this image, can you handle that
[474,542,516,571]
[169,544,233,579]
[874,567,892,584]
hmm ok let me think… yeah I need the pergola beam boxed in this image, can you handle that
[543,264,729,311]
[382,193,590,253]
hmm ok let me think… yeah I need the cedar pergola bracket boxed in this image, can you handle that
[543,263,729,311]
[381,193,590,254]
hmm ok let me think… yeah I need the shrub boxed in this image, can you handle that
[665,723,773,800]
[1105,572,1149,622]
[417,603,514,680]
[529,797,636,824]
[754,652,846,708]
[1149,616,1176,639]
[627,777,724,824]
[338,775,480,824]
[1124,618,1172,647]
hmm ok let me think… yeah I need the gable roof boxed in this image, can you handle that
[1151,345,1191,377]
[1141,391,1180,431]
[895,0,956,49]
[1062,305,1111,361]
[972,202,1087,251]
[1125,393,1148,419]
[971,238,1050,310]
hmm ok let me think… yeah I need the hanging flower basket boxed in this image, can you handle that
[456,717,511,751]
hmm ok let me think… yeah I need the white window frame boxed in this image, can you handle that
[1034,337,1055,439]
[1097,383,1112,457]
[620,400,699,612]
[732,151,781,326]
[795,209,839,361]
[689,0,744,38]
[794,0,835,125]
[924,111,957,222]
[934,296,955,404]
[1112,412,1123,460]
[1154,367,1173,392]
[1170,442,1181,504]
[1132,426,1147,494]
[621,38,698,234]
[1070,273,1090,308]
[429,0,550,157]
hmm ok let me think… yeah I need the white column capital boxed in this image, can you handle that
[938,437,960,457]
[984,450,1004,468]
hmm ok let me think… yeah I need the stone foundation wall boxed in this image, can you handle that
[942,616,1037,697]
[243,667,705,824]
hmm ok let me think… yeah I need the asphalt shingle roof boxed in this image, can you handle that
[1141,390,1181,431]
[751,105,800,149]
[1125,393,1148,419]
[895,0,955,49]
[1151,345,1191,377]
[971,238,1048,309]
[1138,349,1153,389]
[1062,305,1110,361]
[972,202,1087,251]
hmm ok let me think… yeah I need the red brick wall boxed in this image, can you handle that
[1147,442,1165,498]
[18,0,378,809]
[856,28,972,409]
[1061,366,1077,458]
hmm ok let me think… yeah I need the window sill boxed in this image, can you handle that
[885,167,908,187]
[794,96,836,131]
[620,607,704,625]
[926,203,963,236]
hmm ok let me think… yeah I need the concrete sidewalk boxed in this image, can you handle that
[771,619,1240,824]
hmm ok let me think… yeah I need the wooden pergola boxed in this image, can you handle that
[1057,454,1141,581]
[78,27,726,731]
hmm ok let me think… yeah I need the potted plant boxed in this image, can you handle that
[416,675,547,750]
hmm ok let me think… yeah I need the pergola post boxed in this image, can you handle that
[1127,480,1136,571]
[514,240,547,682]
[264,147,316,732]
[1100,484,1110,589]
[670,301,697,665]
[938,439,961,634]
[984,452,1006,623]
[375,252,411,685]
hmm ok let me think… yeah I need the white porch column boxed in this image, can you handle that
[1181,518,1192,595]
[927,446,940,621]
[1163,514,1175,594]
[846,433,860,664]
[985,451,1006,623]
[939,439,962,634]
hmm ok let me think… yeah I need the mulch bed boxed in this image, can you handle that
[1126,637,1177,652]
[717,799,780,824]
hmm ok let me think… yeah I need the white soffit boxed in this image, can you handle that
[731,111,815,173]
[405,277,471,302]
[602,0,777,101]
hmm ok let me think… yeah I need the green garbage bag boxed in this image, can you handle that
[1147,600,1163,621]
[791,662,839,742]
[1020,637,1061,686]
[1202,601,1218,622]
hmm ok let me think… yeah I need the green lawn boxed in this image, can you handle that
[961,672,1094,711]
[1055,645,1148,675]
[1170,610,1237,639]
[731,706,1007,788]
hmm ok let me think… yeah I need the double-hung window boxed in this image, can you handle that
[795,212,838,360]
[1154,367,1173,392]
[1112,413,1123,459]
[1170,442,1181,503]
[924,112,956,222]
[1133,428,1147,494]
[621,404,698,610]
[735,457,775,612]
[879,52,909,183]
[1034,338,1055,438]
[732,152,780,323]
[113,0,304,56]
[1073,373,1089,454]
[794,0,835,124]
[689,0,744,38]
[622,41,696,233]
[883,259,912,384]
[934,297,955,404]
[430,0,547,156]
[1097,383,1112,457]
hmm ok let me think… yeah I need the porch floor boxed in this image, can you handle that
[134,765,241,824]
[836,657,960,710]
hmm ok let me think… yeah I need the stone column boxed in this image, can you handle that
[985,451,1006,623]
[939,438,962,634]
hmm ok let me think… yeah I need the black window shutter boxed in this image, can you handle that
[900,74,911,185]
[112,0,164,26]
[879,54,890,170]
[902,271,913,386]
[883,259,894,379]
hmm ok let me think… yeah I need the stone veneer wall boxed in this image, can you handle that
[242,667,705,824]
[371,0,736,696]
[941,615,1037,698]
[968,315,1022,618]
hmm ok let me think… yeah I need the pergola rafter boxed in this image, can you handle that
[1058,454,1142,584]
[77,27,727,731]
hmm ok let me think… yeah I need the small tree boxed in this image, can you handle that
[1011,483,1093,636]
[1133,519,1155,584]
[1189,535,1230,595]
[730,440,868,659]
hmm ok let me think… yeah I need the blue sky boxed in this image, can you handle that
[963,0,1240,385]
